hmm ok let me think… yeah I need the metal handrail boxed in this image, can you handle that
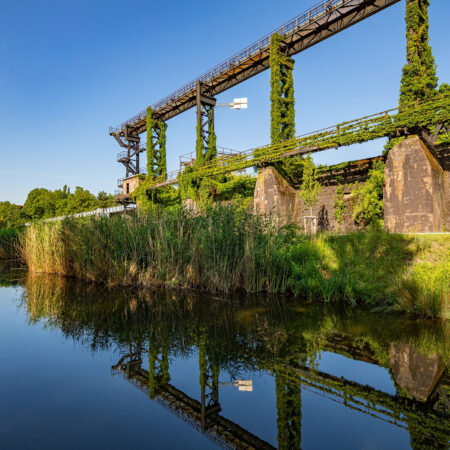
[109,0,344,133]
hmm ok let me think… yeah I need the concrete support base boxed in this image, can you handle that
[252,165,360,232]
[253,166,298,224]
[384,135,446,233]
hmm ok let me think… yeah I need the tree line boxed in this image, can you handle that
[0,185,115,229]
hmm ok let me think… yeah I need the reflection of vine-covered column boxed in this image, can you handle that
[270,33,295,145]
[148,339,170,399]
[275,368,302,450]
[146,106,167,180]
[198,329,221,432]
[195,81,217,167]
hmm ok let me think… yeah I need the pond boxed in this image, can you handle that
[0,263,448,449]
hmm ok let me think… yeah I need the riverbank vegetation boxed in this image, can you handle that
[19,205,449,319]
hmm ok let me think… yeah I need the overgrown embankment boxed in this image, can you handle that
[19,206,449,318]
[0,228,21,260]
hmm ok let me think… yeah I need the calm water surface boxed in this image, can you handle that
[0,263,448,449]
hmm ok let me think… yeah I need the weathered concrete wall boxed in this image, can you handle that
[384,136,446,233]
[253,165,298,224]
[253,159,379,232]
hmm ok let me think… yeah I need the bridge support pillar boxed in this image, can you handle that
[384,135,446,233]
[196,81,217,166]
[146,107,167,180]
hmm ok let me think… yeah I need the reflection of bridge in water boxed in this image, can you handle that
[112,352,275,449]
[112,338,449,450]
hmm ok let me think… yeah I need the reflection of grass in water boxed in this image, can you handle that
[236,307,267,328]
[21,271,450,370]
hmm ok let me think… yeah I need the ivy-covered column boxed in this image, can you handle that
[270,33,295,144]
[146,106,167,180]
[195,81,217,167]
[399,0,437,109]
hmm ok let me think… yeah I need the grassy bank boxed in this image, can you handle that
[19,206,449,318]
[0,228,21,260]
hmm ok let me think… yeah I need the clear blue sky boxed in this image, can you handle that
[1,0,448,204]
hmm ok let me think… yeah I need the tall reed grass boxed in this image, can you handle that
[20,206,292,293]
[19,205,450,318]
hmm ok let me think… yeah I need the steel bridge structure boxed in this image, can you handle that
[137,94,450,190]
[110,0,400,179]
[112,353,275,449]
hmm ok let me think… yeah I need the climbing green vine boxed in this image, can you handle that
[173,92,449,184]
[399,0,437,108]
[334,186,346,226]
[270,33,295,144]
[351,160,385,228]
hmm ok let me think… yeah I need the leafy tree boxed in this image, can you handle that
[0,202,25,229]
[22,188,57,219]
[1,186,115,227]
[97,191,115,208]
[65,187,98,214]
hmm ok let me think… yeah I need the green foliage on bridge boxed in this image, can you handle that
[177,92,449,183]
[146,106,168,180]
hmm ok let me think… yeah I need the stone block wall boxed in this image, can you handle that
[436,143,450,231]
[253,137,449,233]
[253,158,381,232]
[384,136,447,233]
